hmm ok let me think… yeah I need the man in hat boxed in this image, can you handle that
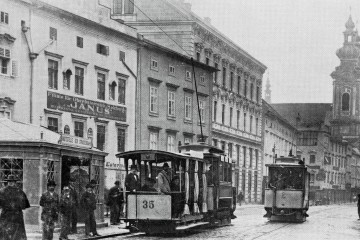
[125,165,139,192]
[140,178,157,192]
[0,174,30,240]
[59,184,76,240]
[40,180,59,240]
[157,163,171,194]
[68,177,78,234]
[81,183,100,237]
[108,180,124,225]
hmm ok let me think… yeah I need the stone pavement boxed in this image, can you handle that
[26,217,130,240]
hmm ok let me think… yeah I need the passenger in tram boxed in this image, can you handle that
[125,165,140,192]
[140,178,157,192]
[170,176,184,218]
[206,165,217,185]
[157,162,171,194]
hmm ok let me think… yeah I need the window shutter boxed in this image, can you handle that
[11,60,18,77]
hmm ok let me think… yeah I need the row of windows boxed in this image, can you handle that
[149,85,206,122]
[213,101,259,135]
[212,139,260,168]
[48,59,126,104]
[150,58,206,85]
[149,131,197,152]
[47,116,126,152]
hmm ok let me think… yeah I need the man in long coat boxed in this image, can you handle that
[59,185,76,240]
[0,174,30,240]
[40,180,59,240]
[157,163,171,194]
[108,180,123,225]
[81,183,100,237]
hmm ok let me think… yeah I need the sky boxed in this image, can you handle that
[188,0,360,103]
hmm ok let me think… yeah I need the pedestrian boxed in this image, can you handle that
[68,178,78,234]
[0,174,30,240]
[108,180,124,225]
[157,162,171,194]
[357,194,360,220]
[231,187,237,219]
[40,180,59,240]
[125,165,139,192]
[237,192,244,206]
[81,183,100,237]
[59,185,75,240]
[140,177,157,192]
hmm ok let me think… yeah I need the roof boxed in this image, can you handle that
[262,100,296,131]
[271,103,332,128]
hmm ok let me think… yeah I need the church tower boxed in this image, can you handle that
[264,72,271,103]
[331,15,360,139]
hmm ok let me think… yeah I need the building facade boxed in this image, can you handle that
[261,101,297,202]
[135,39,216,152]
[0,0,139,225]
[116,0,267,203]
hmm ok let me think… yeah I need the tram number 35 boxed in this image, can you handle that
[142,200,155,209]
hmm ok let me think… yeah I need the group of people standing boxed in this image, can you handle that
[40,178,100,239]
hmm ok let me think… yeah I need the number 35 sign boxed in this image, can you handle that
[127,195,171,220]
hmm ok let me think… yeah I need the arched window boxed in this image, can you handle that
[64,125,70,135]
[109,81,117,100]
[342,93,350,111]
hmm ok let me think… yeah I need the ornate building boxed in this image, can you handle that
[112,0,267,203]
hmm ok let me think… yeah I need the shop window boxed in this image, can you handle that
[109,81,116,100]
[96,125,106,151]
[74,121,84,137]
[64,125,70,135]
[76,36,83,48]
[0,158,23,188]
[118,78,126,104]
[117,127,126,152]
[48,59,58,89]
[75,67,84,95]
[0,11,9,24]
[97,72,106,100]
[48,117,58,132]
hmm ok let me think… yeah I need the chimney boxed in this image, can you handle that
[204,17,211,25]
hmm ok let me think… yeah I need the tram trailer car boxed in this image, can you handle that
[264,156,310,222]
[116,143,236,234]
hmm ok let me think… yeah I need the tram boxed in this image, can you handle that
[116,143,235,234]
[263,155,310,222]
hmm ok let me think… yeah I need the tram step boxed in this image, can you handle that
[175,222,209,230]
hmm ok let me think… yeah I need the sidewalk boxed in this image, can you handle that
[26,217,130,240]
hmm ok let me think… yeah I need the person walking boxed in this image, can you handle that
[157,163,171,194]
[40,180,59,240]
[108,180,123,225]
[68,178,78,234]
[59,185,76,240]
[0,174,30,240]
[357,194,360,220]
[125,165,139,192]
[237,192,244,206]
[81,183,100,237]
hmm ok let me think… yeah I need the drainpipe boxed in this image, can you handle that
[29,53,38,123]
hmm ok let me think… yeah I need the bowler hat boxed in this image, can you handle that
[47,180,57,187]
[5,174,18,182]
[90,179,97,185]
[114,180,120,185]
[163,162,169,168]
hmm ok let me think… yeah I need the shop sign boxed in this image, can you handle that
[105,161,123,169]
[60,134,92,149]
[47,91,126,121]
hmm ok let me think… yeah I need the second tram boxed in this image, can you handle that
[264,155,310,222]
[116,143,235,234]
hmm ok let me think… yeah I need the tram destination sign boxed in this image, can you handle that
[47,91,126,121]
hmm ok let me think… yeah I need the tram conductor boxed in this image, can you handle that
[125,165,139,192]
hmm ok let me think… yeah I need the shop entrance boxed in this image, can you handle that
[61,156,91,222]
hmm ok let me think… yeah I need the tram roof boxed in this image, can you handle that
[116,149,204,161]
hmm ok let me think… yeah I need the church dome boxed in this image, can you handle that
[336,44,360,59]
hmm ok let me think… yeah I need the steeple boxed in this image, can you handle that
[265,72,271,103]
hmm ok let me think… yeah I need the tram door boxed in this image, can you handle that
[61,156,90,222]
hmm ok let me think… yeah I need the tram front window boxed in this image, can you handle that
[269,167,303,190]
